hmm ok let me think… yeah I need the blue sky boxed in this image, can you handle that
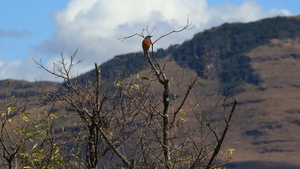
[0,0,299,82]
[0,1,68,60]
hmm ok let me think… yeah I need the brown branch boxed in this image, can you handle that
[152,18,193,45]
[116,33,143,42]
[94,63,101,112]
[33,49,81,80]
[206,97,237,169]
[171,75,198,125]
[96,124,133,168]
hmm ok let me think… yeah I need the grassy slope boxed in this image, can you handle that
[225,38,300,166]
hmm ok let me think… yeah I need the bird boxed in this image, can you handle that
[142,36,152,57]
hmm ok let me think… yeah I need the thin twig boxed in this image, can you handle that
[206,97,237,169]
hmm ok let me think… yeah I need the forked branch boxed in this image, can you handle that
[206,97,238,169]
[33,50,81,80]
[117,16,193,44]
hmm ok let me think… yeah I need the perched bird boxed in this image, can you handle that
[142,36,152,57]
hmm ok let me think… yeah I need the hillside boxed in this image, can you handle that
[2,15,300,168]
[64,15,300,168]
[226,38,300,167]
[76,15,300,93]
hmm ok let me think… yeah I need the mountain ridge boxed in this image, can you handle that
[73,15,300,94]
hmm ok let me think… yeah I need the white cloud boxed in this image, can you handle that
[24,0,292,82]
[0,57,29,81]
[207,0,291,24]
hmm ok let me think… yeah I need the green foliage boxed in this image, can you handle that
[14,83,34,90]
[171,16,300,93]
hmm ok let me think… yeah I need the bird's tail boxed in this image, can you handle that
[144,52,147,57]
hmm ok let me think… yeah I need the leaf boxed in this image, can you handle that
[175,118,187,131]
[122,91,131,97]
[226,148,235,156]
[64,136,70,140]
[33,143,38,149]
[142,85,149,89]
[50,113,57,119]
[136,92,144,95]
[18,153,27,156]
[140,77,153,82]
[116,82,126,87]
[53,144,59,154]
[58,115,67,119]
[179,109,189,114]
[136,69,143,78]
[131,84,139,89]
[197,83,206,87]
[72,154,81,158]
[176,122,182,131]
[179,118,186,122]
[108,131,113,138]
[34,124,43,128]
[7,106,14,115]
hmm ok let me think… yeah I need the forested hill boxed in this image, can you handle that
[75,15,300,88]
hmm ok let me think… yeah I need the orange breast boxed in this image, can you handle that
[142,39,151,52]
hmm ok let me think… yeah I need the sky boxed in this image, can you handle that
[0,0,299,82]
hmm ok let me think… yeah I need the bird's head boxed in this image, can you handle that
[144,36,152,40]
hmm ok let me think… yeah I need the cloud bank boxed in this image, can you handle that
[0,29,31,38]
[1,0,292,82]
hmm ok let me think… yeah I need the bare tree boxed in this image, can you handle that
[33,18,238,168]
